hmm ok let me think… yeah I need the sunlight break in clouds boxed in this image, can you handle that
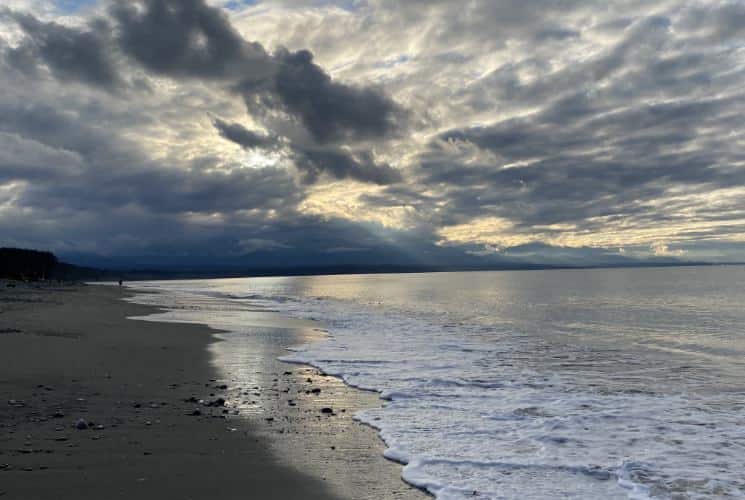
[0,0,743,267]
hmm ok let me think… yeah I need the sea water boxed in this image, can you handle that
[126,267,745,499]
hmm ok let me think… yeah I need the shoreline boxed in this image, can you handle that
[124,283,427,499]
[0,281,423,499]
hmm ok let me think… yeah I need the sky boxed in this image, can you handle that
[0,0,743,269]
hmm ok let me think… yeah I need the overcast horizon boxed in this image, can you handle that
[1,0,744,269]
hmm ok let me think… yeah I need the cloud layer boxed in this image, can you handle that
[0,0,743,266]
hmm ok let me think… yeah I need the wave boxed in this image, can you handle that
[123,275,745,499]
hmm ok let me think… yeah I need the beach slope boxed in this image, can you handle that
[0,282,342,499]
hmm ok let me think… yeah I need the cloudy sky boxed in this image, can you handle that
[1,0,743,269]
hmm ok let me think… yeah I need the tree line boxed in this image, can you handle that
[0,248,60,280]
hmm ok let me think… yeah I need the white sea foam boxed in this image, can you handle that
[124,269,745,499]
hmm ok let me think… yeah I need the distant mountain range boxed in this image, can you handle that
[1,247,728,283]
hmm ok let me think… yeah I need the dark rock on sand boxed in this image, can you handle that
[320,408,334,414]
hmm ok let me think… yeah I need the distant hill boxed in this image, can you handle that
[0,247,105,281]
[1,247,722,283]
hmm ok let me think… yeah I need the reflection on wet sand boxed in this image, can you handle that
[209,320,423,499]
[130,292,424,500]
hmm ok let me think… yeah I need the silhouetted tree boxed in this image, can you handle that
[0,248,59,280]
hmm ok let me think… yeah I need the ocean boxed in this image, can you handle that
[125,266,745,499]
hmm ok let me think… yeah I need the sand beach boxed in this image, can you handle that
[0,281,423,499]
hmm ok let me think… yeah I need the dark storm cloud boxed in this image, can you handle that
[233,48,403,145]
[212,118,275,150]
[1,8,121,89]
[293,147,401,185]
[110,0,273,80]
[0,101,117,164]
[110,0,400,143]
[3,0,404,186]
[20,161,301,215]
[0,100,302,215]
[212,117,402,184]
[269,48,402,143]
[108,0,402,181]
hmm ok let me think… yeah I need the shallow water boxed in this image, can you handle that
[127,266,745,499]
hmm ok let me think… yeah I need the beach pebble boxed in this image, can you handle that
[320,407,334,414]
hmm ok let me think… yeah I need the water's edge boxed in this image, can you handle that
[121,283,430,499]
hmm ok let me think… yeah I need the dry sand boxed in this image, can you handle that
[0,281,425,499]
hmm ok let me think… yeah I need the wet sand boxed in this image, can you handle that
[0,282,425,499]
